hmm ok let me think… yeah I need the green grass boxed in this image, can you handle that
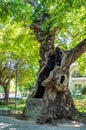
[0,98,26,112]
[0,104,25,111]
[74,95,86,113]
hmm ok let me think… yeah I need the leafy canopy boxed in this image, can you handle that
[0,0,86,87]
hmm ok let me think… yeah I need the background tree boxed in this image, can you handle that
[0,16,40,103]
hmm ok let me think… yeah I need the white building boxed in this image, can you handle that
[69,63,86,95]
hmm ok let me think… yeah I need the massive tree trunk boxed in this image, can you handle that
[30,13,58,98]
[25,1,86,124]
[34,39,86,124]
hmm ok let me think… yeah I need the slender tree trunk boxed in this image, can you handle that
[4,86,9,104]
[0,80,10,104]
[3,80,10,104]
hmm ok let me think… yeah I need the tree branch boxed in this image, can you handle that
[26,0,38,7]
[67,39,86,65]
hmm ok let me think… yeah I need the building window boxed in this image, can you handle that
[72,70,82,77]
[74,84,82,92]
[73,84,82,96]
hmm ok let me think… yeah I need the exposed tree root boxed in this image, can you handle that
[72,111,86,123]
[37,111,86,125]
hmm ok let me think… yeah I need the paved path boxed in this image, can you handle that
[0,115,86,130]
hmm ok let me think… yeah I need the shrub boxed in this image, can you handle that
[82,86,86,95]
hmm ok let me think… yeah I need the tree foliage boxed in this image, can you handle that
[0,1,40,89]
[0,0,86,90]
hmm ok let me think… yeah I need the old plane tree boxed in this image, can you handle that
[0,0,86,123]
[27,0,86,123]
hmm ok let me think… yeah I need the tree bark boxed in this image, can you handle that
[66,39,86,66]
[30,13,58,67]
[35,40,86,124]
[2,78,10,104]
[26,0,86,123]
[4,85,9,104]
[30,13,58,98]
[0,78,10,104]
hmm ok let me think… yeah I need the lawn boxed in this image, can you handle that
[0,98,26,113]
[74,96,86,113]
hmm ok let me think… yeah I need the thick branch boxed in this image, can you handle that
[67,39,86,65]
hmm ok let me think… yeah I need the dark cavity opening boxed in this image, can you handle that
[60,75,65,84]
[33,48,63,98]
[33,53,55,98]
[55,47,62,66]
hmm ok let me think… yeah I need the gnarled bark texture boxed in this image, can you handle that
[24,1,86,124]
[32,39,86,124]
[30,13,58,98]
